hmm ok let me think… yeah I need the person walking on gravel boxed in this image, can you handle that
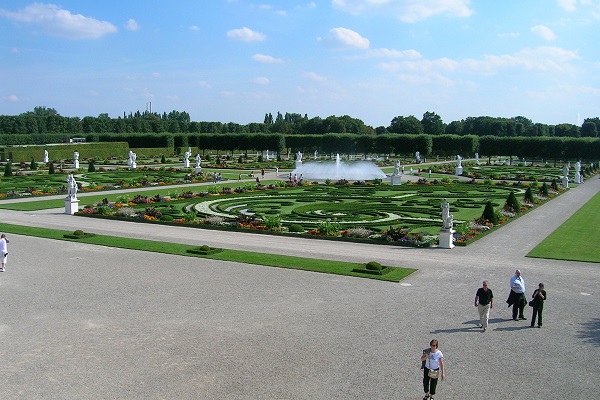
[0,233,9,272]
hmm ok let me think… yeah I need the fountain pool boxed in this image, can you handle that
[291,154,387,181]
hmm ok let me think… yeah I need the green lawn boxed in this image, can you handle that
[527,191,600,263]
[0,222,416,282]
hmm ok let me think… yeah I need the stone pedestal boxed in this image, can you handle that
[574,172,581,184]
[438,229,455,249]
[455,166,463,176]
[390,175,402,186]
[130,162,136,170]
[184,160,190,168]
[64,198,79,215]
[73,160,79,169]
[562,177,569,188]
[43,156,48,163]
[195,167,202,174]
[295,160,303,169]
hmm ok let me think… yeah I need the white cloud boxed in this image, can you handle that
[378,46,579,78]
[252,77,270,84]
[7,94,19,102]
[252,53,284,63]
[189,25,200,31]
[10,47,19,53]
[198,81,211,88]
[319,27,370,49]
[531,25,556,41]
[557,0,577,11]
[227,27,266,42]
[0,3,117,39]
[303,71,327,82]
[332,0,474,23]
[125,18,141,32]
[354,47,421,59]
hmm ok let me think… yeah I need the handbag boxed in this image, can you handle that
[529,300,535,307]
[428,369,440,379]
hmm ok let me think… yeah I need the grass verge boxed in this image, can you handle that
[0,222,416,282]
[527,191,600,263]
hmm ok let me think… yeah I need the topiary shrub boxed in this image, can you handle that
[88,160,96,172]
[63,229,96,239]
[30,159,37,170]
[540,182,549,197]
[160,215,174,222]
[186,245,223,255]
[4,163,12,177]
[365,261,382,271]
[504,190,521,214]
[524,186,534,202]
[288,223,304,233]
[481,200,498,225]
[48,162,55,174]
[161,154,166,164]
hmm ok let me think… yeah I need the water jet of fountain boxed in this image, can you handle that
[291,153,386,181]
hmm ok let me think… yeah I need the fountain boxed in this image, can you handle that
[291,154,387,181]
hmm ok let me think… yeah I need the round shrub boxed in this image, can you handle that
[160,215,174,222]
[73,230,85,236]
[199,245,211,251]
[288,223,305,233]
[365,261,382,271]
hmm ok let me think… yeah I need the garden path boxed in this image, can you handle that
[0,173,598,399]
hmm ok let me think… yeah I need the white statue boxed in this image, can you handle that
[562,165,569,177]
[456,155,462,167]
[314,150,318,159]
[415,151,421,163]
[394,160,401,176]
[184,148,191,168]
[66,174,78,199]
[575,161,581,172]
[297,151,303,161]
[73,152,79,161]
[195,154,201,168]
[441,199,453,230]
[43,150,49,163]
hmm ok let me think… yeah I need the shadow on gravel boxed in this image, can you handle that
[577,318,600,346]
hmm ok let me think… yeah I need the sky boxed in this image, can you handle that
[1,0,599,128]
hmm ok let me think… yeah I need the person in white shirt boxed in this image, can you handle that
[0,234,9,272]
[508,269,526,321]
[420,339,445,400]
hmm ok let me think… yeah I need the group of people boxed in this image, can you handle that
[474,269,547,330]
[420,270,547,399]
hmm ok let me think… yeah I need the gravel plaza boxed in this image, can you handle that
[0,174,598,399]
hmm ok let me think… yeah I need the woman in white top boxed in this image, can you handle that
[420,339,445,400]
[0,234,9,272]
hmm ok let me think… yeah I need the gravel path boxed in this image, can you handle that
[0,174,598,399]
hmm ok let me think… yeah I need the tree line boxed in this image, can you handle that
[1,106,599,138]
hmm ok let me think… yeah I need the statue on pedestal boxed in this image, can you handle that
[441,199,453,230]
[66,174,78,200]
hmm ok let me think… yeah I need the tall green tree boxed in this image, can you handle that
[421,111,445,135]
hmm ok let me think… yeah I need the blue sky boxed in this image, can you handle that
[1,0,599,127]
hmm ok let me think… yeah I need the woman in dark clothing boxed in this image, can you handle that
[531,283,546,328]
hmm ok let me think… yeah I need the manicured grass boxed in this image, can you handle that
[527,191,600,263]
[0,180,279,211]
[0,222,416,282]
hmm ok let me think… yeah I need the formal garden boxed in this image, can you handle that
[1,145,597,248]
[74,173,569,247]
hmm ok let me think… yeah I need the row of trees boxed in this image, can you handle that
[1,107,599,138]
[98,132,600,161]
